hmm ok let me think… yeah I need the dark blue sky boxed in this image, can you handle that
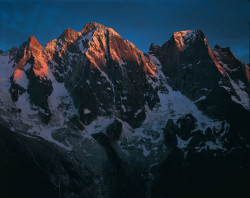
[0,0,249,63]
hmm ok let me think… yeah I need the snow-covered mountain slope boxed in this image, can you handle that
[149,30,226,102]
[0,22,250,198]
[43,22,158,127]
[0,39,80,150]
[149,29,250,120]
[0,22,249,151]
[213,45,250,110]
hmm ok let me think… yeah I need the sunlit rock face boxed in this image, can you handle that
[8,36,53,122]
[13,35,49,79]
[150,30,225,102]
[149,29,250,145]
[149,30,249,119]
[213,45,250,109]
[44,22,158,127]
[0,23,250,198]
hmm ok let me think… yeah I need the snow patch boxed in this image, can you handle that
[15,70,28,89]
[228,75,249,110]
[176,135,192,149]
[84,109,91,114]
[195,96,206,103]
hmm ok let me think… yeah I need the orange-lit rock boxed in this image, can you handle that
[244,65,250,83]
[213,45,250,109]
[13,35,49,82]
[42,22,159,126]
[82,23,156,76]
[172,30,189,51]
[149,29,226,102]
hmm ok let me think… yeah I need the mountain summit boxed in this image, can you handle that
[0,23,250,198]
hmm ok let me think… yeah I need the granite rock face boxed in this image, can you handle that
[9,36,53,123]
[43,23,158,127]
[150,30,249,127]
[149,30,224,101]
[0,23,250,197]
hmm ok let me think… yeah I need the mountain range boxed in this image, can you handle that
[0,22,249,198]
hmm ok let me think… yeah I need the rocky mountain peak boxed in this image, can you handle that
[81,22,105,34]
[212,44,250,109]
[21,35,42,55]
[214,44,230,51]
[172,30,190,51]
[8,35,52,113]
[149,29,228,104]
[44,22,155,77]
[149,43,161,55]
[213,44,245,66]
[28,35,39,43]
[42,22,158,126]
[171,29,205,51]
[1,23,250,198]
[59,28,79,43]
[213,44,249,79]
[13,35,48,81]
[18,35,43,57]
[78,22,156,76]
[213,45,239,63]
